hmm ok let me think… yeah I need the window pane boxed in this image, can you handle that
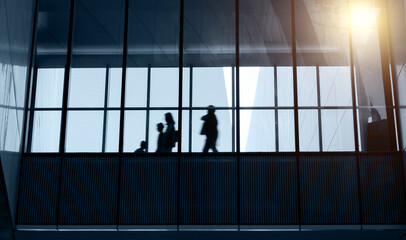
[148,110,178,153]
[108,68,122,108]
[241,110,275,152]
[320,66,352,106]
[299,110,319,151]
[127,0,179,67]
[240,67,274,107]
[277,67,294,107]
[69,68,106,107]
[124,111,146,153]
[35,68,64,108]
[35,0,71,67]
[191,110,233,153]
[358,107,396,152]
[321,109,355,151]
[181,110,190,152]
[71,0,125,67]
[192,67,233,107]
[105,110,120,152]
[31,111,61,152]
[278,110,295,152]
[150,68,178,107]
[125,68,147,107]
[401,108,406,150]
[297,67,317,107]
[66,111,104,152]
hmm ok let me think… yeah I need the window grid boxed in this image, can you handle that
[23,0,400,154]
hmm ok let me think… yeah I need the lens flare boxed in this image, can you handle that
[350,7,379,29]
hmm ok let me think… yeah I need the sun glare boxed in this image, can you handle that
[350,6,379,29]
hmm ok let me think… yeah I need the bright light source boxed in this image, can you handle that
[350,6,379,29]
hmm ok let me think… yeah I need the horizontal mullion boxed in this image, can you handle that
[28,106,360,111]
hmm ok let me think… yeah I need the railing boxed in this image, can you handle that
[16,152,406,230]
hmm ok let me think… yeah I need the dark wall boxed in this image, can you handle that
[0,0,34,222]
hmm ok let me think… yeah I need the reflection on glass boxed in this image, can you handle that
[31,111,61,152]
[321,110,355,151]
[299,110,319,151]
[357,107,396,152]
[320,66,352,106]
[66,111,104,152]
[69,68,106,107]
[35,68,64,108]
[350,1,387,108]
[241,110,275,152]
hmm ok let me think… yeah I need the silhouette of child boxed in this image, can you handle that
[156,123,165,153]
[135,141,147,153]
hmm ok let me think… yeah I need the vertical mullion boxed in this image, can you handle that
[102,66,110,153]
[56,0,75,227]
[189,66,193,152]
[291,0,301,228]
[21,0,39,154]
[274,65,279,152]
[116,0,130,227]
[232,66,236,153]
[347,0,363,227]
[17,0,39,224]
[145,66,151,152]
[235,0,240,228]
[316,65,323,151]
[26,66,38,153]
[177,0,184,229]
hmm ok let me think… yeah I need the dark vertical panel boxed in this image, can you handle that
[119,156,177,224]
[180,155,237,224]
[300,155,359,224]
[17,155,60,224]
[360,154,406,224]
[59,156,118,224]
[240,155,298,225]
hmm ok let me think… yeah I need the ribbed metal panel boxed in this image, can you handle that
[58,156,119,224]
[240,156,298,225]
[17,155,60,224]
[360,154,406,224]
[119,156,177,224]
[180,156,237,225]
[300,155,359,224]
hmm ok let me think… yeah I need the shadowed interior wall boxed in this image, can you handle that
[0,0,34,221]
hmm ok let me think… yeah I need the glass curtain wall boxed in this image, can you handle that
[239,0,294,152]
[295,0,355,152]
[26,0,398,153]
[350,0,397,152]
[27,0,71,152]
[125,0,180,153]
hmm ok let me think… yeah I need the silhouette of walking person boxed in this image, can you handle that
[163,113,177,152]
[156,123,165,153]
[135,141,147,153]
[201,105,218,153]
